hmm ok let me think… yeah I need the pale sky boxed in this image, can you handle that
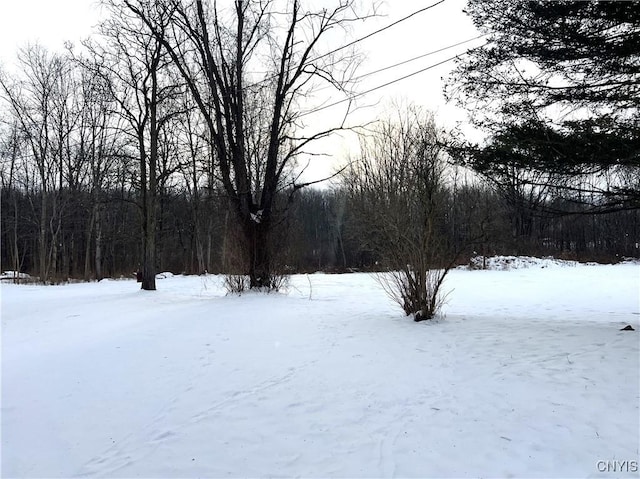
[0,0,101,62]
[0,0,481,182]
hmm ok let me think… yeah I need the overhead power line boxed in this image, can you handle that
[311,0,447,63]
[353,34,486,82]
[305,34,486,96]
[299,45,485,118]
[247,1,447,87]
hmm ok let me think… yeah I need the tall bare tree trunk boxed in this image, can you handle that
[141,64,159,291]
[39,191,49,282]
[140,133,156,290]
[84,207,95,280]
[246,219,272,289]
[95,210,103,280]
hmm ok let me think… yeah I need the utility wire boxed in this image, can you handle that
[352,34,485,82]
[310,0,447,63]
[298,45,484,118]
[246,1,447,87]
[303,34,486,96]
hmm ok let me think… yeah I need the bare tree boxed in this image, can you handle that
[0,46,79,282]
[124,0,368,289]
[73,65,122,280]
[170,91,215,274]
[0,121,27,280]
[80,1,184,290]
[344,106,460,320]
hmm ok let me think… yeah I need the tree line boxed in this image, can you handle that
[2,103,637,283]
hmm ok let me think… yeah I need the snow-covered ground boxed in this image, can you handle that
[2,260,639,478]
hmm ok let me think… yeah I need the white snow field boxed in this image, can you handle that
[2,259,639,478]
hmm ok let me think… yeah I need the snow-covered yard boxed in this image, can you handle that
[2,259,639,478]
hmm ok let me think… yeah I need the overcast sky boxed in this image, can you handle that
[0,0,482,182]
[0,0,100,62]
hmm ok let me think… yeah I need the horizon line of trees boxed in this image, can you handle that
[2,150,638,283]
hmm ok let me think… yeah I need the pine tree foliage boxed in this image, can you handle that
[449,0,640,212]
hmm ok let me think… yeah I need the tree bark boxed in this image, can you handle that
[246,219,272,289]
[141,61,159,291]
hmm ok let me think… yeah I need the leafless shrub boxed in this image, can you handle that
[377,268,451,320]
[343,104,461,320]
[223,274,250,294]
